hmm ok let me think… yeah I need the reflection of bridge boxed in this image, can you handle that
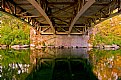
[35,58,90,80]
[29,48,92,79]
[0,0,121,35]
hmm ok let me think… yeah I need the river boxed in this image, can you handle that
[0,48,121,80]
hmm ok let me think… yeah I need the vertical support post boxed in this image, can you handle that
[87,19,91,27]
[14,4,16,15]
[39,25,42,33]
[37,26,40,32]
[30,18,32,25]
[83,27,84,33]
[118,0,121,12]
[0,0,5,11]
[99,11,102,21]
[36,23,39,31]
[85,26,88,35]
[34,22,38,32]
[2,0,5,10]
[108,4,111,15]
[83,24,87,35]
[87,27,89,36]
[84,26,86,32]
[0,0,2,10]
[26,17,29,23]
[28,17,31,24]
[32,19,35,27]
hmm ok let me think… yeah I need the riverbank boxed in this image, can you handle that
[88,44,120,50]
[0,44,120,50]
[0,45,30,49]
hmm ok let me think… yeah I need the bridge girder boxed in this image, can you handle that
[0,0,120,35]
[68,0,95,34]
[26,0,55,34]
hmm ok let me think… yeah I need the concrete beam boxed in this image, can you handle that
[41,32,83,35]
[27,0,55,34]
[48,2,75,5]
[40,23,85,26]
[21,15,42,18]
[68,0,95,34]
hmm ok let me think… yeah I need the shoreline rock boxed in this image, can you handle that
[10,45,30,50]
[94,44,120,50]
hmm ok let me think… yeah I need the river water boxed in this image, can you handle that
[0,48,121,80]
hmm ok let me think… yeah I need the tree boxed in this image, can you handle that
[0,11,30,45]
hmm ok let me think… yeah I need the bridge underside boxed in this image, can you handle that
[0,0,121,35]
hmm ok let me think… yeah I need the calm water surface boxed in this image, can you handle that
[0,48,121,80]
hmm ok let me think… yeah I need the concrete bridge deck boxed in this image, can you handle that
[0,0,121,35]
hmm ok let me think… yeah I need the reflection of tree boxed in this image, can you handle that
[0,49,30,66]
[0,49,31,80]
[1,63,30,80]
[89,49,121,80]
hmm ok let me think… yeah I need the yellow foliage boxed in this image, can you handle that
[91,14,121,46]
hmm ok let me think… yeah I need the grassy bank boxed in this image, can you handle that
[0,11,30,46]
[89,14,121,47]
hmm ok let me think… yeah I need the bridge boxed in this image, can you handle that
[0,0,121,35]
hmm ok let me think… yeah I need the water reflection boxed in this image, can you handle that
[89,49,121,80]
[0,49,31,80]
[27,48,98,80]
[0,48,110,80]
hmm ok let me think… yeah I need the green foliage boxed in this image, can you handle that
[89,49,121,62]
[92,14,121,46]
[0,11,30,45]
[89,48,121,80]
[0,49,30,66]
[0,49,30,80]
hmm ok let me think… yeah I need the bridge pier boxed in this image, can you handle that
[30,27,89,48]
